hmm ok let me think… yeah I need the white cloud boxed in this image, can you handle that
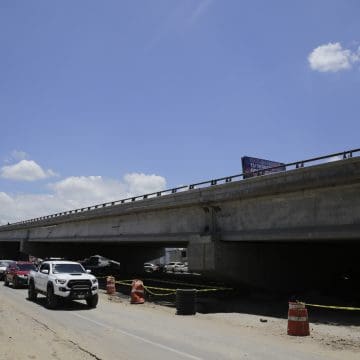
[0,173,167,225]
[123,173,167,196]
[0,192,13,206]
[308,42,360,72]
[0,160,57,181]
[0,193,60,225]
[49,176,127,207]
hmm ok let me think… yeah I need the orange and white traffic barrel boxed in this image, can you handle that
[106,276,116,295]
[287,302,310,336]
[131,279,145,304]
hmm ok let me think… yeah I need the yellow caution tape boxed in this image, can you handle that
[115,280,133,286]
[143,285,230,296]
[143,286,176,296]
[305,303,360,311]
[114,281,177,294]
[144,285,176,292]
[196,288,232,292]
[105,276,232,296]
[101,276,231,290]
[143,285,231,294]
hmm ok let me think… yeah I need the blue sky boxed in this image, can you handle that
[0,0,359,223]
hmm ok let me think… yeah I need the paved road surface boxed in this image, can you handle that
[0,285,357,360]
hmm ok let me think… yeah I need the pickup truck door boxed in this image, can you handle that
[37,263,50,291]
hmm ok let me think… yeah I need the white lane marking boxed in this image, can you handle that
[73,313,203,360]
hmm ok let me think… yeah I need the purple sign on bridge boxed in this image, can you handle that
[241,156,286,179]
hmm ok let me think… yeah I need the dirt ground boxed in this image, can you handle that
[109,292,360,356]
[1,290,359,360]
[0,293,99,360]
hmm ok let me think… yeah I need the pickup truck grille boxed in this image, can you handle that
[67,280,91,290]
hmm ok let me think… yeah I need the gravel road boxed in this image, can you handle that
[0,285,359,360]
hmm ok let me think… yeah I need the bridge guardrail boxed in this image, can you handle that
[4,148,360,227]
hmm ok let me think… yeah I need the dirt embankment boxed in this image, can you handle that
[0,297,96,360]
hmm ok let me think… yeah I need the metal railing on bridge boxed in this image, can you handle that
[4,148,360,227]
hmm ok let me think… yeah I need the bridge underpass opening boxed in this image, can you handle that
[14,238,360,298]
[210,240,360,297]
[0,242,20,260]
[20,241,165,275]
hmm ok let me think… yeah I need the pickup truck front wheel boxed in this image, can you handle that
[46,284,58,309]
[86,293,98,308]
[28,280,37,301]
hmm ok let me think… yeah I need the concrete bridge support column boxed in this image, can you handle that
[187,236,216,274]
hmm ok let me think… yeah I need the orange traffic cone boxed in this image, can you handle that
[287,302,310,336]
[131,279,145,304]
[106,276,116,295]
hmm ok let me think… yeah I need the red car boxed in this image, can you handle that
[4,262,37,288]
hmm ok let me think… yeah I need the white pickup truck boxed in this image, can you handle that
[28,260,99,309]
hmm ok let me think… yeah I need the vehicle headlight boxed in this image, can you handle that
[92,278,98,284]
[55,279,67,285]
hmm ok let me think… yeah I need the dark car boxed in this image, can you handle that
[80,255,120,276]
[4,262,37,288]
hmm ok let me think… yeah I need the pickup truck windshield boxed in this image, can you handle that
[53,264,85,274]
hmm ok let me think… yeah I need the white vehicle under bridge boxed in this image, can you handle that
[28,260,99,309]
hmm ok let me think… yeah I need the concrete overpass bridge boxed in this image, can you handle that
[0,149,359,290]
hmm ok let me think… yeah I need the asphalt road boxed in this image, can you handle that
[0,284,353,360]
